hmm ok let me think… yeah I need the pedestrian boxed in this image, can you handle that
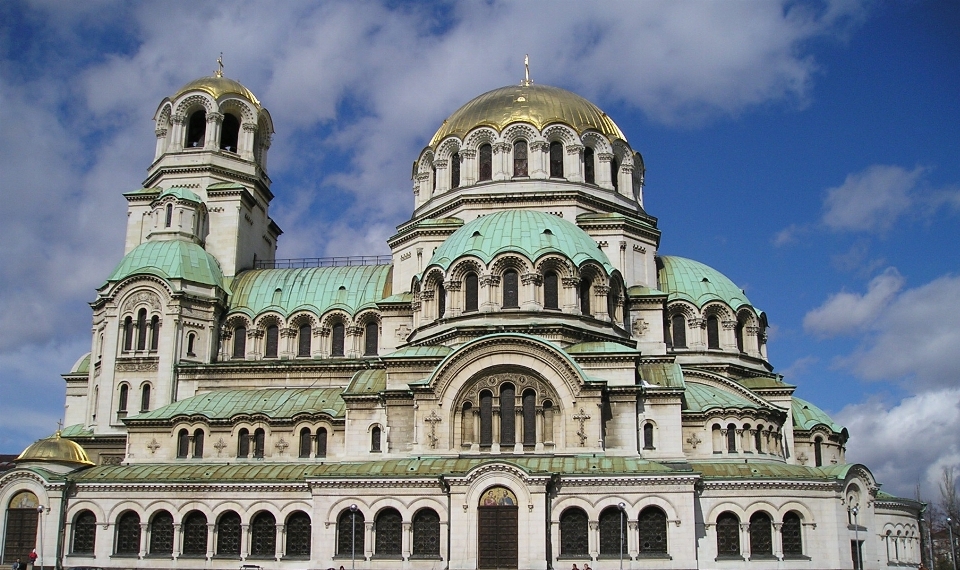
[28,550,37,569]
[11,558,21,570]
[571,564,579,570]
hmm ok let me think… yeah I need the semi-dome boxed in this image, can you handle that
[157,187,203,204]
[17,432,94,466]
[174,74,261,108]
[427,210,614,273]
[107,240,224,288]
[430,84,626,147]
[657,256,751,310]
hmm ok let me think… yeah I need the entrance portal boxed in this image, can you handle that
[2,491,39,564]
[477,486,518,569]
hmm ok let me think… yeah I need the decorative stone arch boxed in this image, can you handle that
[277,501,314,524]
[702,301,735,321]
[581,131,613,155]
[118,288,165,320]
[435,138,462,162]
[253,312,284,330]
[448,257,484,282]
[417,148,436,174]
[65,500,106,526]
[174,93,216,117]
[288,311,318,329]
[535,255,575,279]
[217,97,257,124]
[665,301,696,321]
[490,254,531,277]
[210,501,246,524]
[154,102,173,130]
[774,502,815,524]
[141,500,180,523]
[319,309,352,331]
[635,494,682,523]
[406,497,448,521]
[500,123,540,145]
[705,503,748,524]
[355,309,382,326]
[462,127,499,151]
[743,500,780,520]
[244,503,283,525]
[105,502,148,523]
[542,124,579,146]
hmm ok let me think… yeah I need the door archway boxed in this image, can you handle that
[477,486,518,569]
[3,491,39,564]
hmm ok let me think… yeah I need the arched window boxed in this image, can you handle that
[181,511,208,556]
[749,512,773,557]
[136,308,148,350]
[285,511,312,558]
[412,508,440,557]
[522,389,536,446]
[478,144,492,181]
[151,315,161,351]
[253,428,265,458]
[584,147,595,184]
[735,320,745,352]
[337,508,365,557]
[465,272,479,312]
[716,512,740,557]
[299,427,312,458]
[72,510,97,554]
[233,326,246,359]
[450,152,460,189]
[264,324,279,358]
[250,512,276,558]
[513,140,528,177]
[479,390,493,447]
[599,506,627,556]
[164,203,173,227]
[611,155,620,190]
[549,141,564,177]
[298,324,311,357]
[177,429,189,458]
[542,400,554,443]
[500,384,515,445]
[122,316,134,351]
[331,323,345,357]
[638,507,668,554]
[707,315,720,349]
[186,332,195,356]
[559,507,589,556]
[220,114,240,152]
[375,508,402,557]
[461,402,474,444]
[437,283,446,318]
[643,422,654,450]
[371,426,382,452]
[502,270,519,308]
[544,271,559,310]
[814,437,823,467]
[237,428,250,458]
[115,511,141,555]
[727,424,737,453]
[216,511,241,557]
[193,429,204,458]
[364,321,378,356]
[186,110,206,148]
[579,278,592,316]
[670,314,686,348]
[782,512,803,557]
[149,511,174,556]
[316,427,327,458]
[754,425,763,453]
[118,384,128,416]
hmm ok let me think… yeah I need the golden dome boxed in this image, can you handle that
[16,433,94,467]
[174,75,261,108]
[430,83,626,147]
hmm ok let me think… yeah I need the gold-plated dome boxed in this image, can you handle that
[16,432,94,466]
[430,84,625,147]
[174,75,261,108]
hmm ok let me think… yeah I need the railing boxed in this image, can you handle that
[254,256,392,269]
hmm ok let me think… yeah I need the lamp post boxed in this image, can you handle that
[851,506,861,570]
[350,504,358,570]
[948,516,958,570]
[618,502,626,570]
[36,505,44,570]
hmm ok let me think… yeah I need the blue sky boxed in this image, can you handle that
[0,0,957,498]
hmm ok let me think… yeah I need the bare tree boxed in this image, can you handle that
[938,466,960,570]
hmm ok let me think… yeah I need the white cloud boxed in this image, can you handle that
[803,268,904,337]
[822,165,923,232]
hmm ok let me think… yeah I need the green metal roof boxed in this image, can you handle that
[69,353,91,375]
[639,362,685,388]
[683,382,762,413]
[792,397,845,433]
[228,265,392,318]
[384,345,452,359]
[106,239,224,288]
[345,369,386,395]
[691,461,839,480]
[59,424,94,438]
[740,376,794,390]
[427,210,615,273]
[158,187,202,203]
[566,341,637,354]
[657,256,751,310]
[128,388,345,422]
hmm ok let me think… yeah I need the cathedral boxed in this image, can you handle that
[0,66,923,570]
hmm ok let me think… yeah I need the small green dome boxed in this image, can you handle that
[657,256,751,310]
[792,396,845,433]
[427,210,614,273]
[157,187,202,204]
[107,240,224,288]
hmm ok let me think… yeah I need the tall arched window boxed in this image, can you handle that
[186,332,195,356]
[584,147,595,184]
[611,155,620,190]
[503,270,519,308]
[371,426,382,452]
[522,389,536,446]
[193,429,204,458]
[465,273,479,312]
[253,428,265,458]
[716,512,740,557]
[216,511,241,557]
[782,512,803,557]
[579,278,592,316]
[115,511,141,555]
[364,321,378,356]
[299,427,312,458]
[461,402,474,444]
[643,422,654,450]
[250,512,276,558]
[298,324,311,357]
[437,283,446,318]
[542,400,554,443]
[559,507,589,556]
[186,110,206,148]
[450,152,460,189]
[599,506,627,556]
[513,140,528,177]
[671,314,686,348]
[177,429,189,458]
[727,424,737,453]
[500,384,515,445]
[220,114,240,152]
[749,512,773,557]
[164,203,173,227]
[754,425,764,453]
[735,320,745,352]
[337,509,365,557]
[814,437,823,467]
[375,508,402,557]
[72,510,97,554]
[549,141,564,177]
[316,427,328,458]
[136,308,148,350]
[117,384,128,416]
[331,323,345,357]
[181,511,208,556]
[412,508,440,557]
[237,428,250,458]
[285,511,312,558]
[544,271,559,310]
[479,144,493,181]
[638,507,668,554]
[707,315,720,349]
[479,390,493,447]
[264,324,279,358]
[122,316,134,351]
[233,326,246,358]
[148,511,173,556]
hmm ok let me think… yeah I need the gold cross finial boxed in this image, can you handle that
[521,54,532,86]
[216,52,224,77]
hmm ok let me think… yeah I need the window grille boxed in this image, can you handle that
[412,509,440,557]
[716,513,740,556]
[250,512,276,558]
[749,512,773,556]
[298,324,311,357]
[782,512,803,556]
[375,508,402,556]
[233,327,246,358]
[500,384,515,445]
[285,512,311,557]
[598,507,626,556]
[503,270,519,308]
[584,147,595,184]
[265,325,279,358]
[72,511,97,554]
[115,511,141,555]
[332,323,345,356]
[337,510,364,556]
[149,511,174,555]
[638,507,667,553]
[451,152,461,188]
[544,271,559,309]
[559,508,588,556]
[465,273,479,312]
[216,512,241,556]
[479,144,492,181]
[181,512,207,556]
[513,140,528,177]
[549,141,564,177]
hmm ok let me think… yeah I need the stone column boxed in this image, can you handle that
[204,112,223,150]
[401,521,411,560]
[530,141,549,179]
[566,144,585,182]
[521,272,542,311]
[363,521,374,560]
[773,522,783,560]
[205,523,215,559]
[627,519,639,559]
[460,149,477,186]
[740,523,751,560]
[139,522,149,558]
[240,523,250,559]
[493,142,511,181]
[588,520,600,560]
[172,523,182,559]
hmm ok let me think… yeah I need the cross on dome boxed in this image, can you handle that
[521,54,532,87]
[215,52,224,78]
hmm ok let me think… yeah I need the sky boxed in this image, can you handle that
[0,0,958,500]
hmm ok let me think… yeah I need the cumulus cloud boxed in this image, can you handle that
[822,165,922,232]
[803,268,904,337]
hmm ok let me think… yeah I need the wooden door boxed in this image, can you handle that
[477,506,518,569]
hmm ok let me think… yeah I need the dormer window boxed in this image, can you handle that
[220,114,240,152]
[186,110,206,148]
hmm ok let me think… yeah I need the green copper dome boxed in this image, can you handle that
[792,396,845,433]
[427,210,614,273]
[107,240,224,288]
[157,187,202,204]
[657,256,751,310]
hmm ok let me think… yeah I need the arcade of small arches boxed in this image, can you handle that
[708,420,786,457]
[220,311,381,361]
[665,302,766,358]
[164,419,349,461]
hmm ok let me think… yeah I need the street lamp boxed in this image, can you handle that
[350,504,358,570]
[948,516,958,570]
[36,506,44,570]
[618,502,626,570]
[851,506,861,570]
